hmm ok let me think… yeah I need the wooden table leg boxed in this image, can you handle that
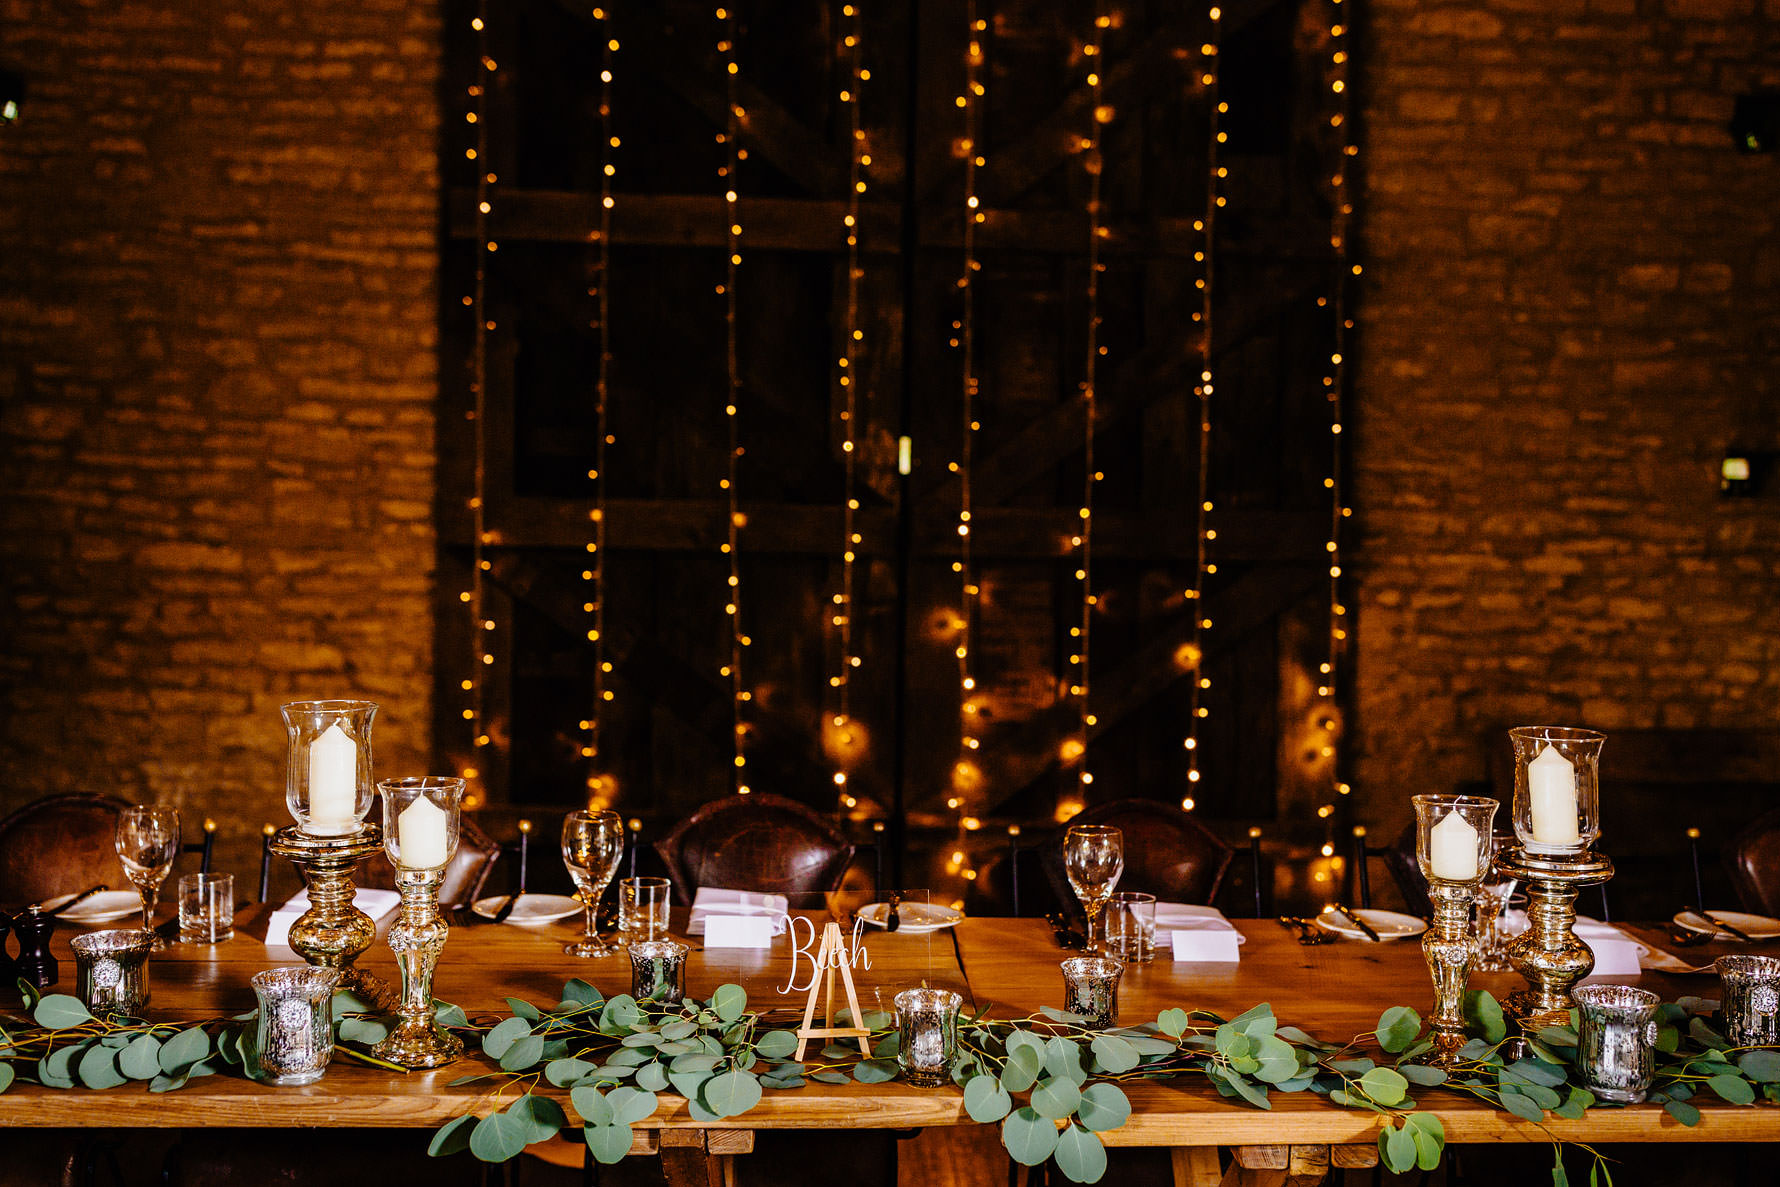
[1172,1146,1224,1187]
[1221,1144,1330,1187]
[659,1130,752,1187]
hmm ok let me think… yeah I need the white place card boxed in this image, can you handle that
[1582,938,1643,978]
[704,914,776,949]
[1171,929,1241,963]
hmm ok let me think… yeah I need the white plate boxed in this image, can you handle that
[857,901,964,933]
[1315,908,1426,941]
[1672,910,1780,941]
[50,890,143,925]
[472,893,583,925]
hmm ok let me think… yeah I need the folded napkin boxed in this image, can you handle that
[265,888,401,948]
[687,887,789,937]
[1153,903,1245,947]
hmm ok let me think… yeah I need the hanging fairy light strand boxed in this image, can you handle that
[717,6,749,794]
[460,0,497,795]
[1321,0,1356,800]
[831,2,867,812]
[582,10,618,807]
[1181,7,1224,811]
[1070,3,1112,801]
[945,2,987,850]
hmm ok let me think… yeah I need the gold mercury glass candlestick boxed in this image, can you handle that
[269,825,387,999]
[1498,726,1611,1032]
[1412,794,1500,1066]
[371,777,465,1069]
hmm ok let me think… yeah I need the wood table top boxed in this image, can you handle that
[3,907,1774,1145]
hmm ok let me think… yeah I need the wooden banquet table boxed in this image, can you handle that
[4,907,1776,1186]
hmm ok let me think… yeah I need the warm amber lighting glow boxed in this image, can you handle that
[1054,799,1085,824]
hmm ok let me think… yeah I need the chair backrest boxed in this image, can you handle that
[359,813,503,911]
[0,793,132,907]
[1039,799,1234,913]
[653,794,855,907]
[1355,822,1429,915]
[1728,809,1780,917]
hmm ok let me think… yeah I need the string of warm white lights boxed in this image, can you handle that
[717,6,750,795]
[1071,4,1112,803]
[942,4,988,899]
[583,10,617,809]
[459,0,496,797]
[1181,7,1225,812]
[831,2,866,814]
[1322,0,1356,802]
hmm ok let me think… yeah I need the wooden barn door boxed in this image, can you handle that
[437,0,1346,894]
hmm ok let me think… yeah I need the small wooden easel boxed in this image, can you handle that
[792,921,872,1060]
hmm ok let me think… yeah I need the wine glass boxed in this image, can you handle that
[115,805,181,950]
[1472,831,1518,972]
[1064,824,1124,954]
[561,809,625,958]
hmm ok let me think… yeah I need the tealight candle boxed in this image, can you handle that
[397,795,450,870]
[1527,744,1581,848]
[305,723,358,834]
[1428,809,1479,881]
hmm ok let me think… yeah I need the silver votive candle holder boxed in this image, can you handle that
[1572,984,1660,1103]
[629,939,688,1004]
[71,929,153,1018]
[894,987,963,1087]
[1717,955,1780,1048]
[252,966,342,1086]
[1060,956,1122,1029]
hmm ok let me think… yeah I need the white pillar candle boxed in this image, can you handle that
[397,794,450,869]
[1527,743,1581,847]
[1429,810,1480,881]
[304,723,358,834]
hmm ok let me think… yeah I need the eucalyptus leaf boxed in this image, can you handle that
[1005,1031,1047,1061]
[703,1069,763,1117]
[1375,1006,1420,1053]
[1707,1072,1755,1105]
[1031,1074,1083,1120]
[77,1044,125,1090]
[0,1062,13,1094]
[710,984,747,1024]
[1045,1036,1087,1085]
[1741,1049,1780,1082]
[433,1001,470,1028]
[1463,990,1507,1044]
[1499,1088,1545,1123]
[1664,1098,1701,1126]
[607,1086,659,1125]
[562,978,603,1007]
[33,995,94,1030]
[469,1109,531,1163]
[1208,1065,1270,1110]
[1000,1044,1042,1094]
[808,1070,851,1085]
[755,1029,798,1059]
[483,1016,532,1060]
[504,997,541,1022]
[148,1072,189,1093]
[120,1034,162,1081]
[1001,1107,1061,1167]
[159,1027,210,1075]
[1039,1006,1087,1025]
[1252,1035,1299,1085]
[338,1018,391,1046]
[1229,1003,1275,1037]
[1380,1122,1417,1174]
[660,1020,697,1042]
[636,1062,670,1092]
[1075,1082,1131,1133]
[500,1035,546,1072]
[546,1058,600,1088]
[571,1085,615,1127]
[1089,1035,1139,1075]
[1053,1124,1107,1184]
[964,1075,1013,1123]
[511,1094,568,1144]
[427,1114,477,1157]
[853,1059,899,1084]
[1405,1112,1444,1170]
[600,995,641,1032]
[1357,1067,1408,1107]
[584,1122,634,1166]
[1400,1064,1447,1087]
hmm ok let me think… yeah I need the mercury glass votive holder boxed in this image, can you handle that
[252,966,343,1086]
[1060,956,1122,1030]
[71,929,152,1018]
[894,988,962,1087]
[629,939,688,1004]
[1717,955,1780,1048]
[1572,984,1659,1104]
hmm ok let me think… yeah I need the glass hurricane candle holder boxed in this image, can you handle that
[894,988,963,1087]
[71,929,153,1018]
[371,777,465,1068]
[282,700,378,836]
[1510,726,1604,857]
[1412,795,1499,1066]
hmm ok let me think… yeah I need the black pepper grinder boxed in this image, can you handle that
[0,910,15,983]
[12,906,58,990]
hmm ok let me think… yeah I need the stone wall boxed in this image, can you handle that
[1353,0,1780,828]
[0,0,440,879]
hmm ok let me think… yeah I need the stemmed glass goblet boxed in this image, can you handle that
[115,805,181,950]
[561,809,625,958]
[1472,832,1519,972]
[1064,824,1124,955]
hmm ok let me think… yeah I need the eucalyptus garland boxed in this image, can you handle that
[7,974,1778,1187]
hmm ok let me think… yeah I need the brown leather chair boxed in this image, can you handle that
[359,813,502,911]
[1354,822,1431,916]
[1039,798,1234,915]
[654,794,855,907]
[0,793,131,907]
[1728,809,1780,916]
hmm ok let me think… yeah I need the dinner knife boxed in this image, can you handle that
[1333,903,1382,942]
[884,891,902,933]
[38,884,108,918]
[1692,907,1755,943]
